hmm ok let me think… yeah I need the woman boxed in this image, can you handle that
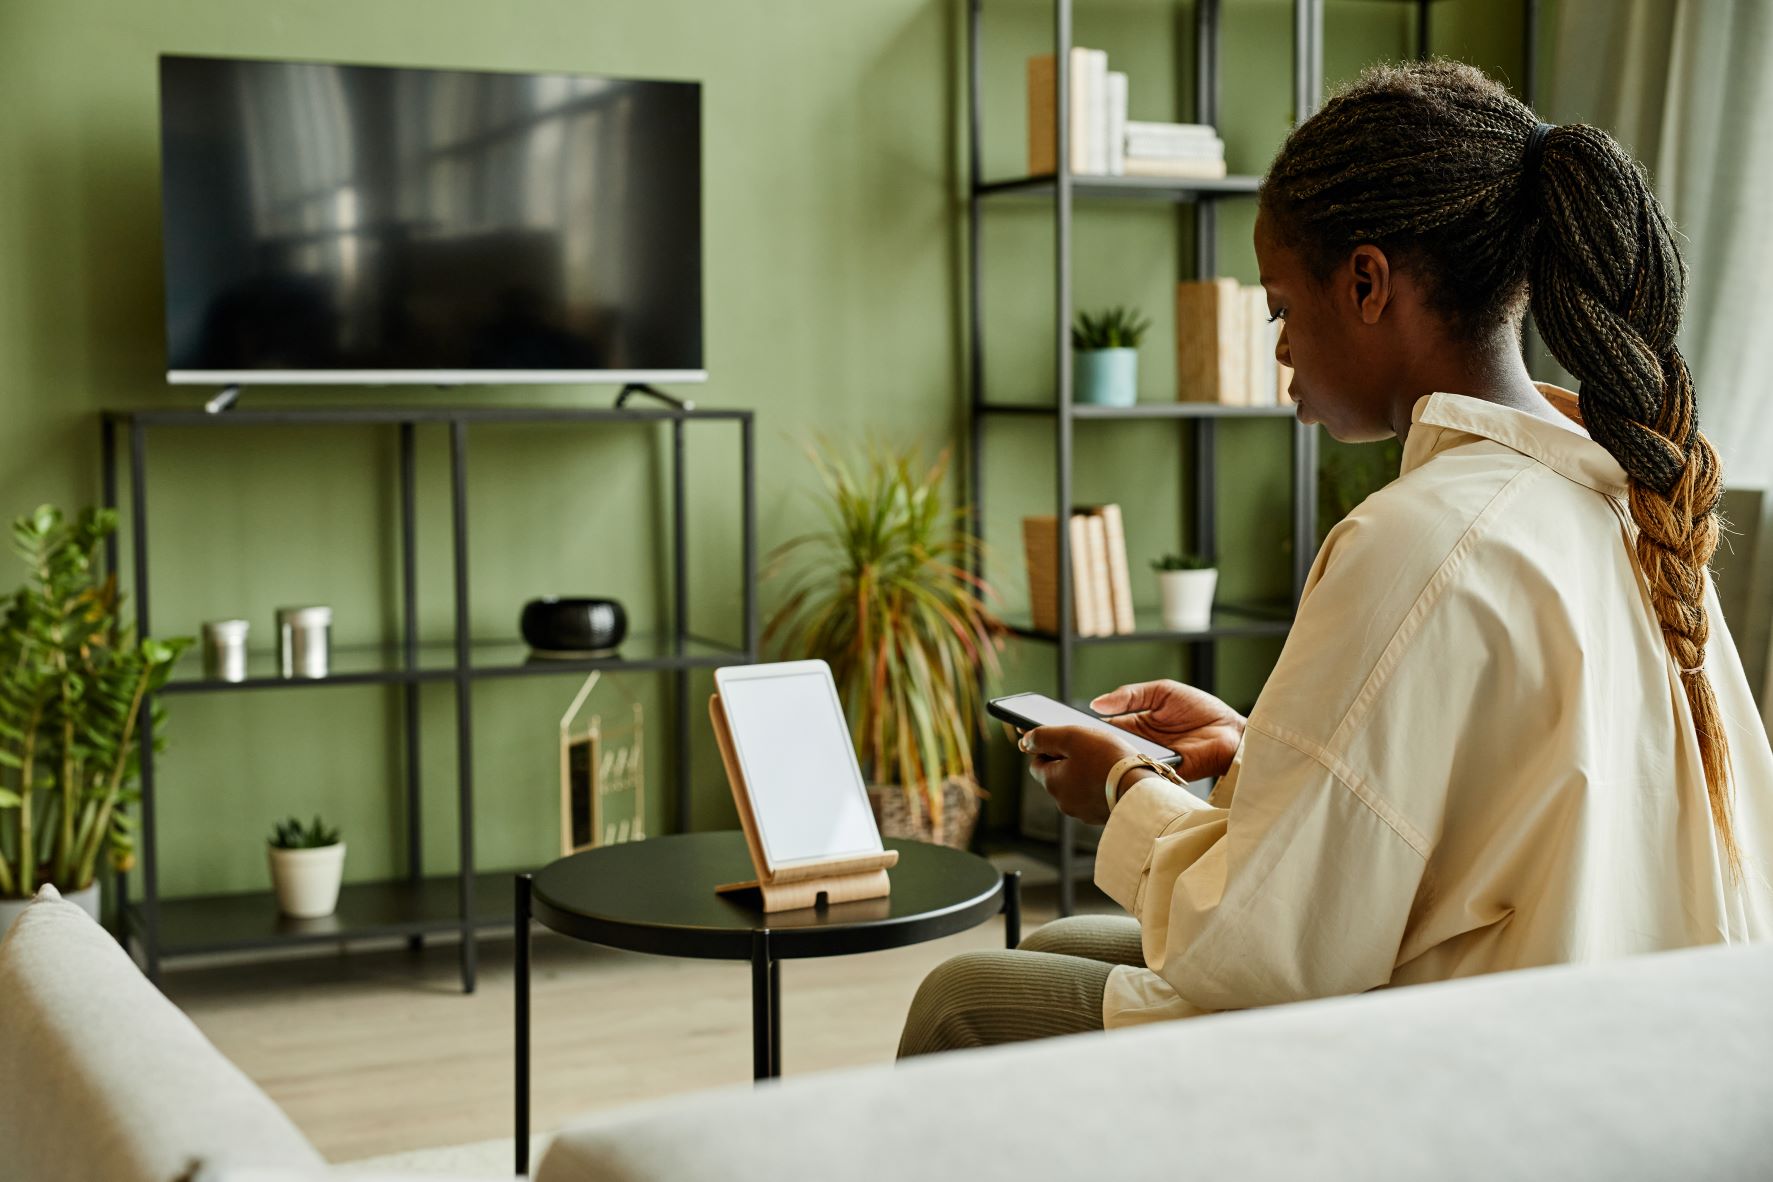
[899,58,1773,1057]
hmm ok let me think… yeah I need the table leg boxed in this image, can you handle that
[1003,869,1022,949]
[751,929,775,1081]
[515,874,532,1177]
[769,957,782,1076]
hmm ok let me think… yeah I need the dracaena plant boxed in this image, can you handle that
[763,446,1005,827]
[0,506,188,899]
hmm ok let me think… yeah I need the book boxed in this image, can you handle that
[1126,120,1219,139]
[1243,284,1276,406]
[1027,54,1056,176]
[1069,47,1093,175]
[1027,49,1113,176]
[1080,504,1137,634]
[1105,71,1128,176]
[1087,50,1110,175]
[1175,278,1246,404]
[1124,137,1226,159]
[1023,510,1120,635]
[1083,512,1114,635]
[1123,156,1229,180]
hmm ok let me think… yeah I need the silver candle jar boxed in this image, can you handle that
[277,606,332,679]
[200,619,250,683]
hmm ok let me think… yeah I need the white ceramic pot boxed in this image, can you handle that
[0,880,100,935]
[1158,568,1218,631]
[268,843,346,918]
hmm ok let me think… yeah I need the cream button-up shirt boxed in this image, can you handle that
[1097,384,1773,1028]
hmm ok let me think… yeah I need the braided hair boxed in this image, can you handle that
[1259,59,1736,870]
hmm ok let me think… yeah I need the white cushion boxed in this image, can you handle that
[538,942,1773,1182]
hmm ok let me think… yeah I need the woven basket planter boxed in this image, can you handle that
[867,777,982,849]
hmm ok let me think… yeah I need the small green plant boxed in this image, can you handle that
[1151,553,1214,572]
[1072,306,1151,351]
[269,815,341,850]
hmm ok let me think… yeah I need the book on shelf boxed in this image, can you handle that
[1123,157,1229,180]
[1023,507,1136,637]
[1025,50,1130,178]
[1081,503,1137,633]
[1176,280,1288,406]
[1105,71,1128,176]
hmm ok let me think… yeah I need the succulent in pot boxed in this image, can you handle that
[267,814,345,919]
[1152,552,1218,632]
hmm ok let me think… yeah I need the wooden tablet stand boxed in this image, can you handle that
[709,693,899,913]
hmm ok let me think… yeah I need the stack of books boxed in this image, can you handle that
[1124,121,1227,180]
[1025,51,1226,181]
[1022,505,1137,637]
[1176,278,1295,406]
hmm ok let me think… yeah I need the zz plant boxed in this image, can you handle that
[0,506,187,898]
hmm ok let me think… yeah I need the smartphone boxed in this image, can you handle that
[988,692,1180,765]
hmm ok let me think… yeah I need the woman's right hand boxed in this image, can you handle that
[1089,680,1246,782]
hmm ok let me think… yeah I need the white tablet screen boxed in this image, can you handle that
[718,663,883,868]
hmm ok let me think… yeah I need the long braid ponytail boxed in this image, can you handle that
[1529,125,1735,869]
[1260,59,1737,869]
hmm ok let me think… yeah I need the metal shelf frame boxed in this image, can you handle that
[964,0,1539,913]
[99,402,758,990]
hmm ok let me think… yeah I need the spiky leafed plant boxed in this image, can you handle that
[1072,305,1151,351]
[763,446,1005,828]
[0,506,188,898]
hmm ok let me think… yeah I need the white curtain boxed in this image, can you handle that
[1537,0,1773,487]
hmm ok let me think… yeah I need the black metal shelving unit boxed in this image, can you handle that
[100,403,757,991]
[965,0,1539,914]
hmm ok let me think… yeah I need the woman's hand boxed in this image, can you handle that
[1088,680,1246,781]
[1019,725,1145,826]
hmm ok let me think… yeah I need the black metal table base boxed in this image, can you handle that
[513,867,1022,1177]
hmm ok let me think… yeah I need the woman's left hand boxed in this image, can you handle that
[1019,725,1142,826]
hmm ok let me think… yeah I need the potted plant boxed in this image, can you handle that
[267,814,345,918]
[0,506,187,933]
[1153,553,1218,631]
[1072,305,1151,407]
[764,446,1005,848]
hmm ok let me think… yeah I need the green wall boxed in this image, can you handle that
[0,0,1526,900]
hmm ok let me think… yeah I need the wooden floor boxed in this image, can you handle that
[164,865,1116,1163]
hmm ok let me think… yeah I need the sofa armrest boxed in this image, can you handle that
[0,887,325,1182]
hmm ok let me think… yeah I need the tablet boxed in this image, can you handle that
[712,660,884,873]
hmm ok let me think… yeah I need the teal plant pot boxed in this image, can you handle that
[1074,348,1138,406]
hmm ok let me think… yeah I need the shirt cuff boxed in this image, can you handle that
[1094,775,1215,913]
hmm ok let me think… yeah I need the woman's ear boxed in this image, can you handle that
[1346,244,1394,325]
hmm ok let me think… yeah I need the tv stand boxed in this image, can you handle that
[615,383,696,413]
[99,402,757,992]
[203,385,242,414]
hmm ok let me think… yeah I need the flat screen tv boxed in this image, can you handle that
[159,54,703,385]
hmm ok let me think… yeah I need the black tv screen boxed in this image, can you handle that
[159,55,703,384]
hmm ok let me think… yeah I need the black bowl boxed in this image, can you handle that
[520,597,628,655]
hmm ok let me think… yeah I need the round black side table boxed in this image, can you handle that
[513,832,1019,1176]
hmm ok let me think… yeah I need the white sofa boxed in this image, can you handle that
[3,886,1771,1181]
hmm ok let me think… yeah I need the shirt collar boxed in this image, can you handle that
[1400,383,1629,498]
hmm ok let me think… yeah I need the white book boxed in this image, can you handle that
[1122,157,1229,180]
[1087,50,1110,175]
[1244,285,1272,406]
[1105,71,1128,176]
[1125,137,1226,160]
[1068,47,1091,175]
[1126,121,1219,139]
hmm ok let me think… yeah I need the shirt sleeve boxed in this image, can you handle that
[1093,722,1428,1012]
